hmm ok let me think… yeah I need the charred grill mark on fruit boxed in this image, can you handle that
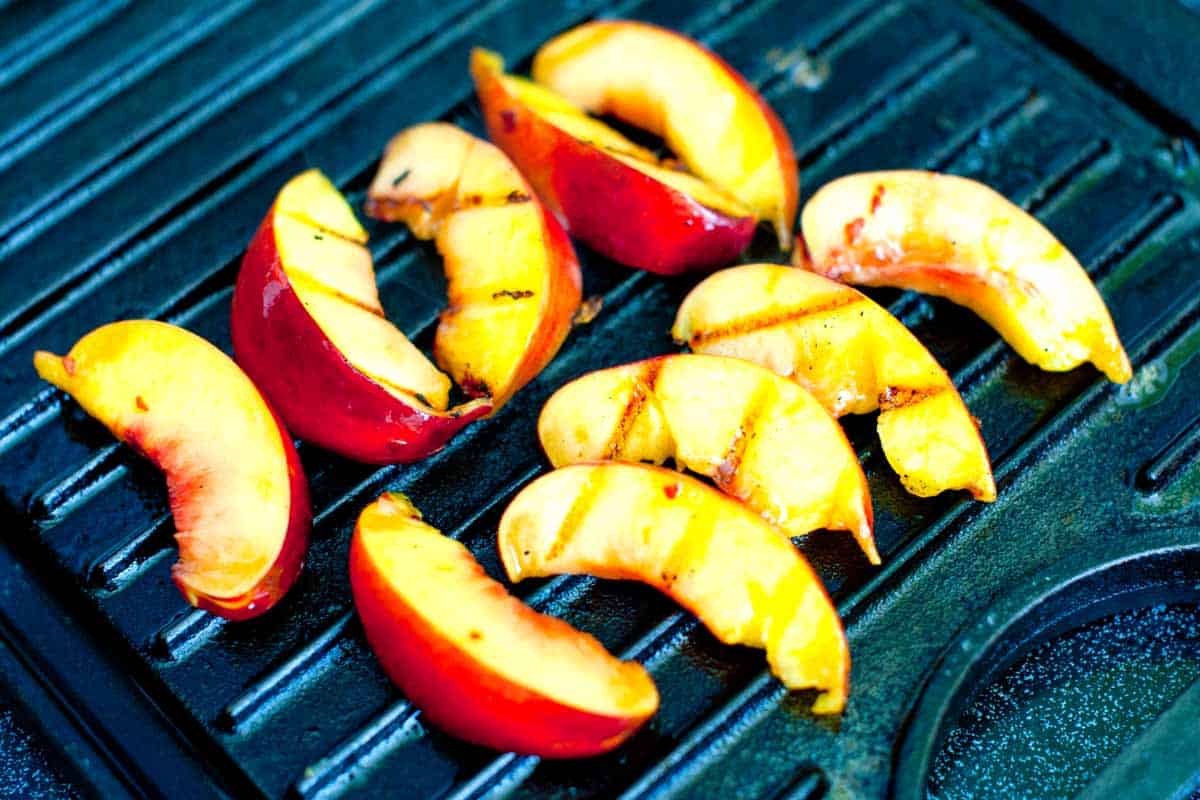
[870,184,885,214]
[491,289,535,300]
[294,276,386,318]
[714,382,771,494]
[603,360,662,460]
[545,469,606,562]
[278,211,363,245]
[686,295,864,346]
[459,371,490,399]
[878,384,946,411]
[390,167,412,187]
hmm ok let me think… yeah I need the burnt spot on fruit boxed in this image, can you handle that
[870,184,885,214]
[878,384,946,411]
[505,190,531,204]
[135,395,149,412]
[844,216,865,245]
[663,482,680,499]
[391,167,412,188]
[689,295,864,346]
[499,109,517,133]
[491,289,535,300]
[62,356,77,376]
[457,370,490,399]
[468,629,483,641]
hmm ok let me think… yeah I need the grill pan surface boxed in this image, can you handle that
[0,0,1198,797]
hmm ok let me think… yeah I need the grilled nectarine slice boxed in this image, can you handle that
[365,123,582,408]
[350,492,658,756]
[499,463,849,713]
[34,321,309,620]
[675,265,996,502]
[538,354,877,563]
[471,48,756,274]
[233,170,490,464]
[533,21,798,247]
[798,171,1131,382]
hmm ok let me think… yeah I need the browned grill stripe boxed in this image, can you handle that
[278,210,363,246]
[304,281,385,318]
[545,468,607,563]
[878,384,947,412]
[603,360,663,460]
[713,380,773,493]
[689,295,864,347]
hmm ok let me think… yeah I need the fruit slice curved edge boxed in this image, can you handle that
[532,20,798,247]
[797,170,1131,382]
[538,353,877,563]
[350,491,658,756]
[365,122,582,409]
[498,463,849,714]
[472,48,756,275]
[34,320,310,620]
[674,264,996,502]
[233,169,490,464]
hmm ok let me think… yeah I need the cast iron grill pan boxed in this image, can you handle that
[0,0,1198,797]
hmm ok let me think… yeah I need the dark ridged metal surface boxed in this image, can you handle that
[0,0,1198,797]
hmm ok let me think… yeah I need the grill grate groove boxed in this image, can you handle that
[0,0,129,88]
[0,0,255,170]
[797,33,975,171]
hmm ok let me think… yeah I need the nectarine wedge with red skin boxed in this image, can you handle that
[350,492,658,757]
[798,171,1131,382]
[234,170,489,464]
[538,354,877,563]
[34,321,310,620]
[365,123,582,409]
[533,20,798,247]
[675,265,996,503]
[499,463,849,714]
[472,48,756,274]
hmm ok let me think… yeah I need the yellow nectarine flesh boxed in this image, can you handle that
[499,463,849,714]
[352,492,658,755]
[538,354,877,563]
[533,21,798,245]
[799,171,1131,382]
[674,265,995,502]
[366,123,582,408]
[274,170,453,409]
[34,321,305,608]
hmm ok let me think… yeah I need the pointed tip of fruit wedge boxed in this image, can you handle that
[277,169,368,244]
[33,350,68,387]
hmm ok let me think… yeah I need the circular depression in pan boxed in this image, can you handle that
[893,528,1200,799]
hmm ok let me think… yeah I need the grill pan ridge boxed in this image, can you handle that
[0,0,1198,797]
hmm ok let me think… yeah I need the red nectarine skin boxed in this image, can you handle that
[35,320,311,621]
[364,124,583,409]
[349,497,656,756]
[532,21,799,247]
[233,212,490,464]
[175,403,310,621]
[472,50,755,274]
